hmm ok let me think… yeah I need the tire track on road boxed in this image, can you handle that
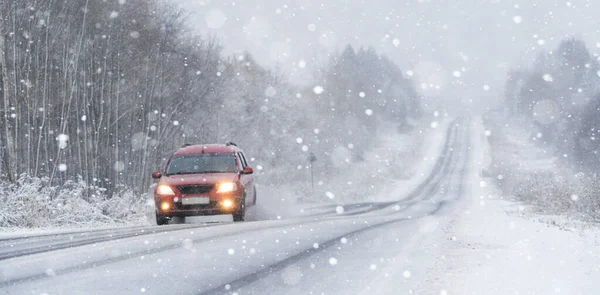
[199,119,473,295]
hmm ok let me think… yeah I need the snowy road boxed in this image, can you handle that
[1,119,473,294]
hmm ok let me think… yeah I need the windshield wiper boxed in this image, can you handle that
[166,172,203,176]
[166,171,231,176]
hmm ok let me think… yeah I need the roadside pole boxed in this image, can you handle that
[308,152,317,190]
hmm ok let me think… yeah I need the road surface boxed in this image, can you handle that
[1,119,473,294]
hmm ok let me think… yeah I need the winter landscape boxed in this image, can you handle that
[1,0,600,294]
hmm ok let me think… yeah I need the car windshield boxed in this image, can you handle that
[166,154,237,175]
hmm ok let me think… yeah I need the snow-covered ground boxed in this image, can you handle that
[247,116,452,221]
[426,117,600,294]
[484,114,600,223]
[2,117,600,295]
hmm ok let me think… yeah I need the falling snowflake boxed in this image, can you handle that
[206,9,227,29]
[265,86,277,97]
[329,257,338,265]
[182,239,193,250]
[313,85,324,94]
[365,109,373,116]
[512,15,522,23]
[281,266,303,285]
[114,161,125,172]
[403,270,411,278]
[57,134,69,149]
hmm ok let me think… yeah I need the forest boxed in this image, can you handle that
[0,0,421,201]
[504,37,600,171]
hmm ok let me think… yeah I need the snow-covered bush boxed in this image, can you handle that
[486,114,600,223]
[0,175,150,229]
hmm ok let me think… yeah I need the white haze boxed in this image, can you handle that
[180,0,600,112]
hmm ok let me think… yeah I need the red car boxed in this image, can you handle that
[151,143,256,225]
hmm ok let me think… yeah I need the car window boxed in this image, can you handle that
[166,154,237,175]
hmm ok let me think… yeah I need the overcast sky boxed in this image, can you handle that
[178,0,600,112]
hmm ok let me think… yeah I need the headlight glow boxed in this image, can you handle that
[157,185,175,195]
[222,199,234,208]
[217,182,237,193]
[160,202,171,211]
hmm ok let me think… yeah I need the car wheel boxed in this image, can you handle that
[233,195,246,222]
[156,213,169,226]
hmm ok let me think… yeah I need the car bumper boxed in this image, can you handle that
[155,195,241,217]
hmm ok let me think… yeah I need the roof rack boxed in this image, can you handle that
[225,142,238,147]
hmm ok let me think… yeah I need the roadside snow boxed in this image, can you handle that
[0,177,150,230]
[247,117,452,220]
[373,118,452,202]
[485,113,600,223]
[424,117,600,294]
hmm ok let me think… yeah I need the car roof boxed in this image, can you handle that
[173,144,240,156]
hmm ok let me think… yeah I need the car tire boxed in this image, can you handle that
[156,213,169,226]
[233,195,246,222]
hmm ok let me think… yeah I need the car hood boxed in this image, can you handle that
[160,173,239,186]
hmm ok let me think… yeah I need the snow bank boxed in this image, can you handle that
[424,116,600,294]
[0,176,150,230]
[484,113,600,223]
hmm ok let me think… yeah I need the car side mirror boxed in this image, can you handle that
[151,171,162,179]
[242,167,254,175]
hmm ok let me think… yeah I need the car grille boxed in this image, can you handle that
[177,184,214,195]
[176,201,219,210]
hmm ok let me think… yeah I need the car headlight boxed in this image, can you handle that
[217,182,237,193]
[156,185,175,195]
[221,199,234,208]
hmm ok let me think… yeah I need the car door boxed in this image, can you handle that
[237,152,255,205]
